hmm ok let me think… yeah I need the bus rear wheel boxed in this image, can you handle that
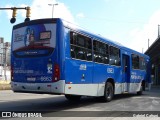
[103,82,114,102]
[65,94,81,101]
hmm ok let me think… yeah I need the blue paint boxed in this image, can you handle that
[11,18,151,89]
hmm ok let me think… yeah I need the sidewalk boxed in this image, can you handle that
[150,85,160,92]
[0,80,11,90]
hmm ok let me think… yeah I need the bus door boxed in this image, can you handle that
[122,54,130,92]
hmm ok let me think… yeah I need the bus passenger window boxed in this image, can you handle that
[93,40,109,64]
[70,32,77,45]
[86,51,92,61]
[70,31,92,61]
[104,56,109,64]
[76,47,86,60]
[139,57,146,70]
[86,39,92,49]
[77,36,85,47]
[109,46,120,66]
[71,46,76,58]
[132,54,139,69]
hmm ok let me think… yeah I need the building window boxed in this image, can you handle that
[70,32,92,61]
[109,46,120,66]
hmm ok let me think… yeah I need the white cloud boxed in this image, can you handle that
[30,0,53,19]
[5,4,13,19]
[19,4,28,18]
[76,13,85,18]
[128,10,160,53]
[29,0,75,23]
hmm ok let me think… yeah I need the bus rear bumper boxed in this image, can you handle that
[11,80,65,94]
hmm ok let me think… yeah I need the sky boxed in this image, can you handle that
[1,0,160,53]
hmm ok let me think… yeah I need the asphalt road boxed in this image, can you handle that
[0,87,160,119]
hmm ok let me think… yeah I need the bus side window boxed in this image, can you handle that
[71,46,76,58]
[139,57,146,70]
[109,46,120,66]
[132,54,139,69]
[77,48,86,60]
[70,32,77,59]
[70,32,77,45]
[70,31,92,61]
[93,40,109,64]
[86,51,92,61]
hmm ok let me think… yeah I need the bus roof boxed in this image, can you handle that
[61,18,149,58]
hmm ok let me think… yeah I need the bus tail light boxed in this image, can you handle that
[53,64,60,82]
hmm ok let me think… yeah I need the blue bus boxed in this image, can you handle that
[11,18,151,102]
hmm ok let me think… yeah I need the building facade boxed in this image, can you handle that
[145,37,160,85]
[0,37,11,80]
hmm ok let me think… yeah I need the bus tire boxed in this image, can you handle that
[65,94,81,101]
[103,82,114,102]
[137,85,143,95]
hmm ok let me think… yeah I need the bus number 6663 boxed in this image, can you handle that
[40,76,52,81]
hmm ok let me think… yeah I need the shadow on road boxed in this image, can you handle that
[0,89,157,117]
[0,91,147,111]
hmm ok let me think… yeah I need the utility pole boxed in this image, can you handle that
[148,39,150,49]
[158,24,160,38]
[142,48,143,54]
[0,7,31,23]
[48,3,58,18]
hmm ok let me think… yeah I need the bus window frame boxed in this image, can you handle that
[70,31,93,62]
[131,54,140,70]
[93,39,109,65]
[109,45,121,66]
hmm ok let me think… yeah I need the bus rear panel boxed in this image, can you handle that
[11,19,65,94]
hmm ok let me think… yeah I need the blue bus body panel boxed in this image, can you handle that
[65,59,93,84]
[11,19,60,83]
[93,64,122,84]
[12,57,55,83]
[63,27,93,84]
[130,70,146,83]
